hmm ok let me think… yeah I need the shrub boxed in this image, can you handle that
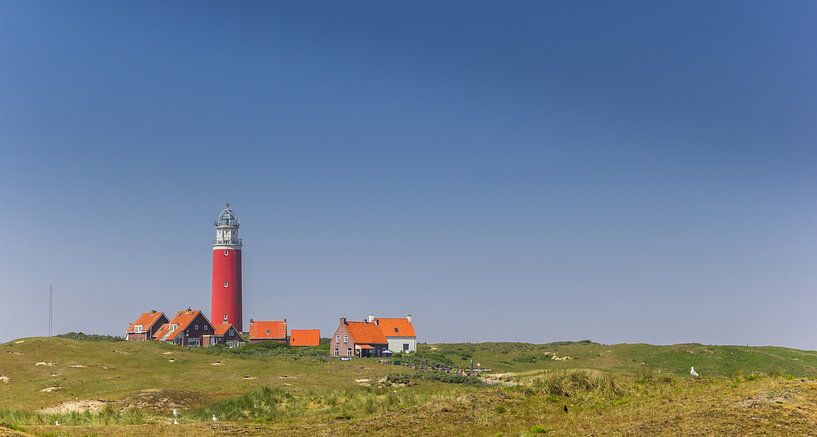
[386,373,411,385]
[533,370,627,398]
[530,424,549,433]
[56,332,124,342]
[418,371,485,386]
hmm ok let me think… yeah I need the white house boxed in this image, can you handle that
[369,314,417,353]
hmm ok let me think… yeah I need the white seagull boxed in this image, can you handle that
[690,366,699,377]
[212,414,218,422]
[172,408,180,418]
[54,420,60,426]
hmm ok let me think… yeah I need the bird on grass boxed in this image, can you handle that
[173,418,179,425]
[172,408,180,418]
[212,414,219,422]
[690,367,699,377]
[54,420,60,426]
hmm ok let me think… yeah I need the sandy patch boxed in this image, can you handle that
[0,375,9,384]
[121,389,203,413]
[40,386,61,393]
[50,372,60,377]
[69,364,87,368]
[162,351,174,355]
[168,359,176,363]
[39,400,107,414]
[242,375,256,380]
[36,361,54,367]
[211,361,223,366]
[14,340,24,344]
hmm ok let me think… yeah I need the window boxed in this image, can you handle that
[266,329,270,335]
[336,335,340,343]
[134,325,143,333]
[347,347,352,356]
[228,330,233,336]
[224,250,229,256]
[343,334,349,343]
[403,343,409,352]
[223,281,229,288]
[194,325,199,330]
[394,327,399,333]
[203,325,208,331]
[334,348,339,356]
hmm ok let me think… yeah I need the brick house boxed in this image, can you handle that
[153,308,214,346]
[370,314,417,353]
[248,319,288,343]
[289,329,321,347]
[330,317,389,358]
[125,310,168,341]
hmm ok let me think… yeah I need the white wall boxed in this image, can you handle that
[387,337,416,353]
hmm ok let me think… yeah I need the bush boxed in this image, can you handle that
[56,332,124,342]
[418,371,485,386]
[386,373,411,385]
[530,424,549,433]
[533,370,627,398]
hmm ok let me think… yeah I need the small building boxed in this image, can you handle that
[248,319,288,343]
[125,310,169,341]
[153,308,214,347]
[330,317,389,358]
[289,329,321,347]
[370,314,417,353]
[203,322,243,347]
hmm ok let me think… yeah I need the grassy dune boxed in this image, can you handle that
[2,337,817,436]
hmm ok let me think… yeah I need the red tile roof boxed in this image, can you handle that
[249,320,287,340]
[289,329,320,347]
[164,309,209,341]
[127,311,166,334]
[153,323,172,341]
[213,322,239,337]
[346,321,388,345]
[375,317,416,338]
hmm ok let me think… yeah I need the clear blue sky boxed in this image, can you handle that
[1,1,815,347]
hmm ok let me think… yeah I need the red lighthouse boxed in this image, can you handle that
[211,203,243,332]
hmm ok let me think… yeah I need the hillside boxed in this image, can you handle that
[421,341,817,377]
[1,338,817,436]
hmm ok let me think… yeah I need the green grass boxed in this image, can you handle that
[4,337,817,436]
[420,341,817,377]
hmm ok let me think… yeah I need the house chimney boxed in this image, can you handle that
[367,314,375,323]
[250,318,254,324]
[407,314,412,323]
[223,314,228,322]
[340,317,347,325]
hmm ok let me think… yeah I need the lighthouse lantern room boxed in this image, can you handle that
[211,203,243,332]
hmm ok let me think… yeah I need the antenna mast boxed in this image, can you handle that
[49,285,53,337]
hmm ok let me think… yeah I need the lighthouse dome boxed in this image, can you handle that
[216,203,239,227]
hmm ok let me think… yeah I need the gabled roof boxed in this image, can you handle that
[289,329,320,347]
[153,323,172,341]
[213,322,239,337]
[375,317,416,338]
[346,321,388,345]
[127,311,167,334]
[164,309,211,341]
[249,320,287,340]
